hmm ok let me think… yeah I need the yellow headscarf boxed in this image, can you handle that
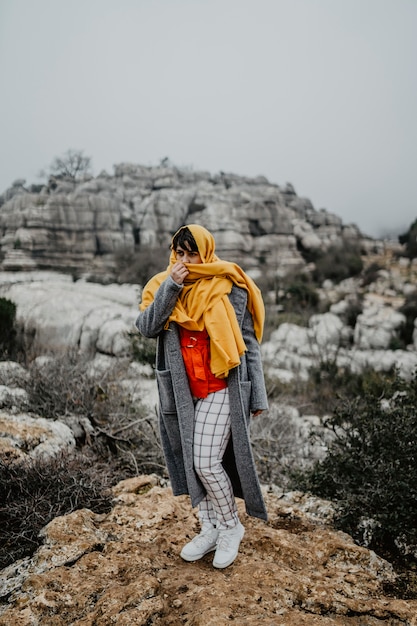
[139,224,265,378]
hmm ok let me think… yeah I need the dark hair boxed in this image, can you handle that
[171,226,199,253]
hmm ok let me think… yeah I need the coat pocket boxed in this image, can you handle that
[156,369,177,414]
[239,380,252,420]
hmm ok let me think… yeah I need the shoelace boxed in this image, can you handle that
[216,533,233,551]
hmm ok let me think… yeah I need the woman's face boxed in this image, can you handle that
[175,244,202,264]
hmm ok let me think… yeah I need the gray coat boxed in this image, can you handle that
[135,275,268,521]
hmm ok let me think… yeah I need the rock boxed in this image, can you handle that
[348,349,417,380]
[1,249,38,271]
[0,163,370,281]
[0,361,30,386]
[264,314,351,365]
[0,272,140,357]
[12,179,26,188]
[354,303,406,350]
[0,385,29,412]
[292,218,322,250]
[58,414,95,442]
[0,477,415,625]
[0,412,75,462]
[309,312,349,348]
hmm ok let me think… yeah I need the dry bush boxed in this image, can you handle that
[25,353,98,419]
[0,452,114,570]
[114,244,168,286]
[23,352,165,476]
[0,352,166,568]
[251,404,298,486]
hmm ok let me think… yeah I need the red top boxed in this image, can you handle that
[179,327,227,399]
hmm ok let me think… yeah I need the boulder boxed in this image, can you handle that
[0,411,75,462]
[354,303,406,350]
[0,361,29,386]
[0,386,29,411]
[0,272,140,357]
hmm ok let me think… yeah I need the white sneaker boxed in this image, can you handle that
[180,525,219,562]
[212,522,245,569]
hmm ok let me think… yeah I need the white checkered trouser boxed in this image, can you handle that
[193,388,240,531]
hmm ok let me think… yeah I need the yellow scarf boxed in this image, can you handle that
[139,224,265,378]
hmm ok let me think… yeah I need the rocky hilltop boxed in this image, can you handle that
[1,475,417,625]
[0,164,371,279]
[2,164,417,625]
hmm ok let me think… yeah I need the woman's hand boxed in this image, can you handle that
[252,409,263,417]
[171,261,189,285]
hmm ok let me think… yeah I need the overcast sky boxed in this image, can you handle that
[1,0,416,238]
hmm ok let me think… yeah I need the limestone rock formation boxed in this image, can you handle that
[0,411,75,463]
[0,164,369,280]
[0,271,140,358]
[262,319,417,381]
[1,261,416,380]
[0,475,416,625]
[262,256,417,382]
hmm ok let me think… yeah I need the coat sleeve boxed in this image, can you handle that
[242,306,269,412]
[135,276,182,338]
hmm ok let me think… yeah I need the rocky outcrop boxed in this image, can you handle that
[0,475,416,625]
[262,256,417,382]
[1,261,416,380]
[0,271,139,358]
[0,165,371,280]
[262,315,417,381]
[0,411,75,463]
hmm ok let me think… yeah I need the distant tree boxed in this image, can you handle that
[40,149,92,181]
[399,218,417,259]
[159,156,171,167]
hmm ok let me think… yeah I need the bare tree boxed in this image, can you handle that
[41,149,92,181]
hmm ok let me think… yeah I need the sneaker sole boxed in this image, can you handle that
[180,545,217,562]
[213,554,238,568]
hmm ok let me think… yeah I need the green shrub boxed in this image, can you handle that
[311,243,363,284]
[399,218,417,259]
[274,273,321,315]
[344,297,363,329]
[0,297,17,358]
[291,370,417,560]
[296,363,392,416]
[398,291,417,347]
[361,261,384,287]
[285,280,319,309]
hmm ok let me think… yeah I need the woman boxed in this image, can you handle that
[135,224,268,569]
